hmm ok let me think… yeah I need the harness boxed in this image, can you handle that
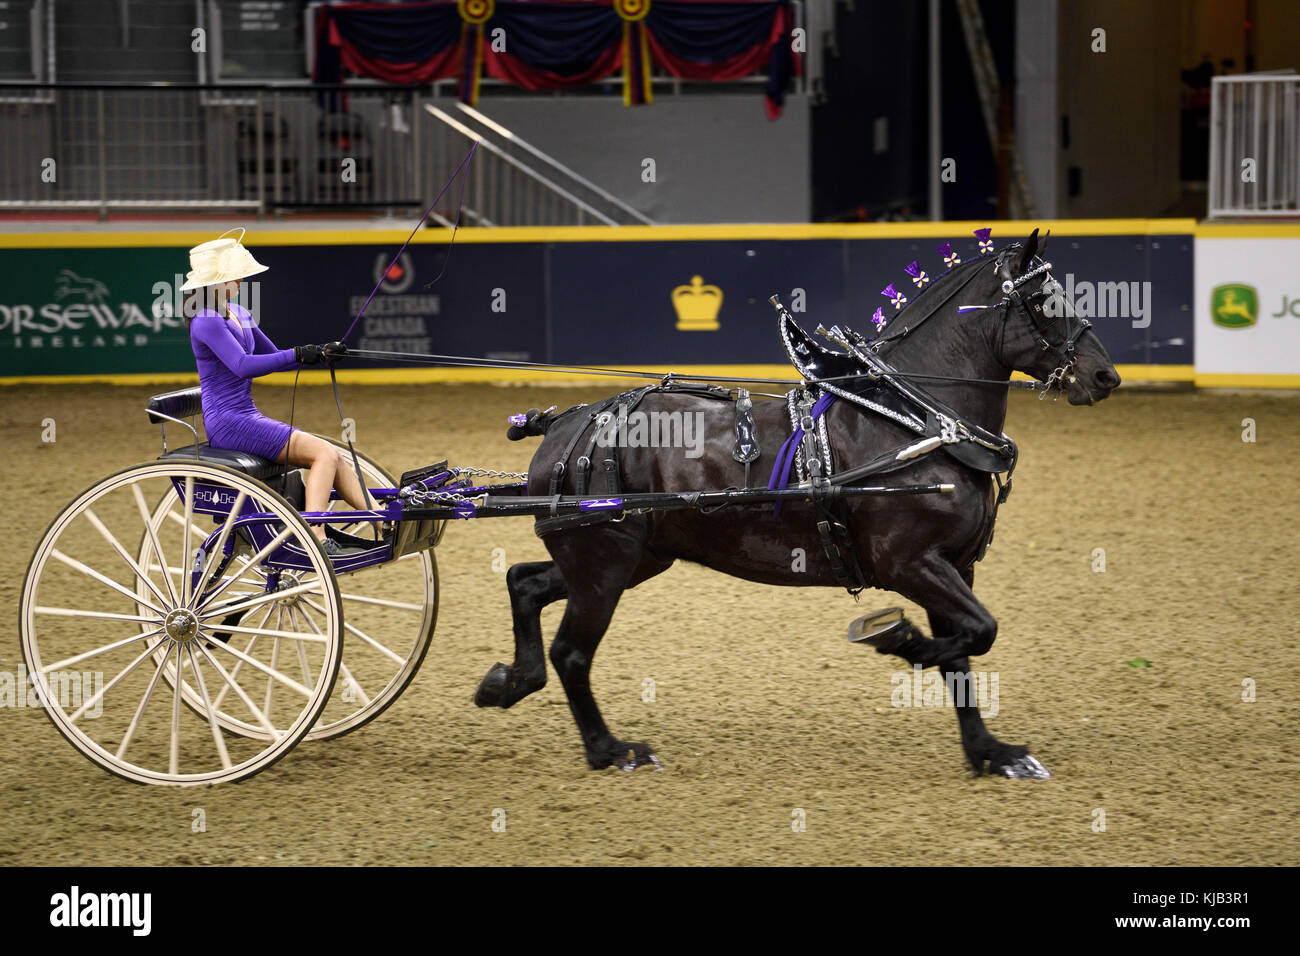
[766,246,1089,595]
[533,382,740,537]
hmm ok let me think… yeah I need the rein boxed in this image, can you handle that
[341,346,1045,392]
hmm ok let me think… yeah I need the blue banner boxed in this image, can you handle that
[0,229,1193,378]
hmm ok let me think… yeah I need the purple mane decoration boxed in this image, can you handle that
[872,306,887,331]
[975,227,994,255]
[905,260,930,288]
[937,241,961,268]
[881,283,907,309]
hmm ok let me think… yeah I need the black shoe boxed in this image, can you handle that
[320,537,362,557]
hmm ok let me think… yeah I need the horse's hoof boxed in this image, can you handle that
[589,741,662,772]
[998,754,1051,779]
[473,662,511,708]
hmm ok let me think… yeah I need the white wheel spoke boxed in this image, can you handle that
[198,526,295,609]
[204,622,329,643]
[43,626,165,674]
[206,625,314,697]
[212,605,273,710]
[82,507,171,609]
[180,477,195,606]
[198,581,320,621]
[194,641,280,736]
[287,606,315,687]
[35,606,160,625]
[186,645,232,770]
[336,591,424,612]
[67,636,164,723]
[303,596,404,665]
[153,560,263,595]
[165,509,209,540]
[50,548,168,617]
[133,484,179,605]
[116,641,173,760]
[264,608,283,716]
[169,642,183,776]
[195,491,247,598]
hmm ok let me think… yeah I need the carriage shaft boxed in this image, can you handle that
[400,483,955,521]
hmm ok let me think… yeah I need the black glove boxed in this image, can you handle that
[321,341,348,365]
[294,344,324,365]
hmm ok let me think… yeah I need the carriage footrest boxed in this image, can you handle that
[399,460,449,490]
[325,525,389,549]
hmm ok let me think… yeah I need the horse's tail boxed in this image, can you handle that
[506,406,559,441]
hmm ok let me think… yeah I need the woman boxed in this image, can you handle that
[181,228,369,557]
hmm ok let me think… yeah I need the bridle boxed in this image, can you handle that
[994,248,1093,397]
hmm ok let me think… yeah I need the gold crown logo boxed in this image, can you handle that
[672,275,723,331]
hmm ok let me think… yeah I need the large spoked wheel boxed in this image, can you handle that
[137,442,437,741]
[20,461,343,786]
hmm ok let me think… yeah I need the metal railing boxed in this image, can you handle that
[422,102,655,227]
[0,83,427,216]
[0,82,656,224]
[1208,72,1300,219]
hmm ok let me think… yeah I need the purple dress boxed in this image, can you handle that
[190,303,301,461]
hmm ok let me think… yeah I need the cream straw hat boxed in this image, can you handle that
[180,227,269,291]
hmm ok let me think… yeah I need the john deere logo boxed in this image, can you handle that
[1211,283,1257,329]
[672,275,722,331]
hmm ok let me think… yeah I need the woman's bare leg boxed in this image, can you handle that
[330,450,373,512]
[279,432,364,541]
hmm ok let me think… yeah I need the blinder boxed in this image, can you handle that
[994,250,1092,387]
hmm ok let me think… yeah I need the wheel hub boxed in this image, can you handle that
[164,608,200,643]
[274,572,304,607]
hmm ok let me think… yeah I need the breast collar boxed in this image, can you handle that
[779,312,1017,475]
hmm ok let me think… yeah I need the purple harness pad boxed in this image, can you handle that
[768,392,836,515]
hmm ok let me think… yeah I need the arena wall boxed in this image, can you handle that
[0,218,1291,387]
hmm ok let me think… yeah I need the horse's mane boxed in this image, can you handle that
[871,235,1030,346]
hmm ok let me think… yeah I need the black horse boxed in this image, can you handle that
[475,230,1120,778]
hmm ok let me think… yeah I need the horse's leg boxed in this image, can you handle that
[475,560,567,709]
[875,557,1050,779]
[547,533,671,771]
[927,612,1050,777]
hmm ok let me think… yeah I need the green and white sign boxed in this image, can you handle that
[0,247,194,376]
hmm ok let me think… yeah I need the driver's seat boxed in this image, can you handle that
[147,387,306,507]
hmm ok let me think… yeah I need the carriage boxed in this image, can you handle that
[21,354,949,786]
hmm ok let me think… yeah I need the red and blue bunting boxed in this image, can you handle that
[312,0,798,117]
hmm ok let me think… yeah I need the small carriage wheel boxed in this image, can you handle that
[136,442,437,742]
[20,461,343,786]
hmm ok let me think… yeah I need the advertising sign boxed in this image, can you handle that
[0,226,1195,379]
[1195,237,1300,380]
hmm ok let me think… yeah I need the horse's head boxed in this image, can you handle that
[990,229,1121,405]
